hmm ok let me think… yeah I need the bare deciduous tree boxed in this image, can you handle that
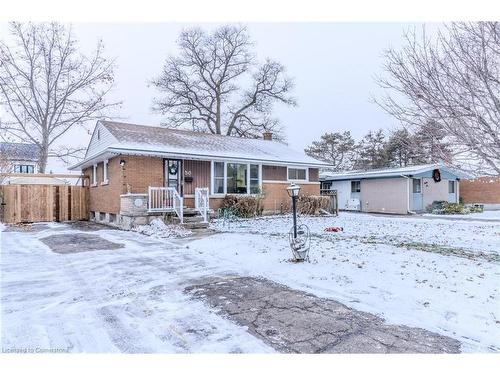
[151,25,296,139]
[376,22,500,175]
[0,22,120,172]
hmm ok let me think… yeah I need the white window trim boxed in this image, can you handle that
[351,180,361,193]
[287,166,308,182]
[101,159,109,185]
[412,178,423,194]
[211,161,262,196]
[92,164,97,186]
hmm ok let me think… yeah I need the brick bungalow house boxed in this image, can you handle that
[69,121,328,228]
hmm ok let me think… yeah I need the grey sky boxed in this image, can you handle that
[1,22,425,172]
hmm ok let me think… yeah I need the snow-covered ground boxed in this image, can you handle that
[1,212,499,353]
[0,223,272,353]
[194,212,499,352]
[424,210,500,221]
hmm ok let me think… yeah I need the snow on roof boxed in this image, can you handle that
[72,121,329,169]
[320,163,460,181]
[0,142,39,161]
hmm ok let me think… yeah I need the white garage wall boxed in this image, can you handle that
[330,180,352,210]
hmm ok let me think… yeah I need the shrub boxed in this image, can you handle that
[220,194,264,218]
[297,195,330,215]
[426,200,446,213]
[442,202,466,214]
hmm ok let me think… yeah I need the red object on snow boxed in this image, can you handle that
[325,226,343,232]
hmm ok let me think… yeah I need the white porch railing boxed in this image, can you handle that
[195,187,210,223]
[148,186,183,223]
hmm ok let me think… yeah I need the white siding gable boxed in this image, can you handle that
[85,121,118,159]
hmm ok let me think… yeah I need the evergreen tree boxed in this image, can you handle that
[354,129,388,169]
[384,128,414,167]
[304,131,357,171]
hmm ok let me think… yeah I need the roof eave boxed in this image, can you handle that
[69,146,330,170]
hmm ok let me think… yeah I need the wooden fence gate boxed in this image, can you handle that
[0,185,89,224]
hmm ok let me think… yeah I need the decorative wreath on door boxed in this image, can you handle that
[432,169,441,182]
[168,163,178,175]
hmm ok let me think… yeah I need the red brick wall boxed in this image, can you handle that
[460,177,500,204]
[261,182,320,213]
[86,155,164,214]
[121,156,164,194]
[85,157,123,214]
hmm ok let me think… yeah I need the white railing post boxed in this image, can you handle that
[194,187,209,223]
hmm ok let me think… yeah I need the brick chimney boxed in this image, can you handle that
[263,132,273,141]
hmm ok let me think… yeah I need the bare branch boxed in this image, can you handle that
[0,22,121,172]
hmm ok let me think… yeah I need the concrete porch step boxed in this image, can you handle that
[182,208,214,216]
[183,221,210,230]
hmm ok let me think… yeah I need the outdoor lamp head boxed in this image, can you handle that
[119,159,126,167]
[287,183,301,197]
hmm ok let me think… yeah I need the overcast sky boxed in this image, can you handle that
[1,22,429,172]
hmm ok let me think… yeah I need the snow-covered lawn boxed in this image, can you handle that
[424,210,500,221]
[192,212,499,352]
[1,212,499,353]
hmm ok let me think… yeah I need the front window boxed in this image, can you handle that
[227,163,248,194]
[14,164,35,173]
[412,178,422,193]
[351,180,361,193]
[288,168,307,181]
[213,162,225,194]
[212,162,261,195]
[250,164,260,193]
[448,180,455,194]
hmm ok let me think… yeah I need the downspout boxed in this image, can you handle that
[400,174,416,214]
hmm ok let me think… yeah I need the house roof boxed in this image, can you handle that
[0,142,39,161]
[320,163,462,181]
[70,120,329,169]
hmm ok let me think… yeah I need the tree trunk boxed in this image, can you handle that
[38,141,49,173]
[215,91,221,134]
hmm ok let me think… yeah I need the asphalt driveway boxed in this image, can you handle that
[1,221,460,353]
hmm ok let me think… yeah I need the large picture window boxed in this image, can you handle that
[212,162,261,195]
[227,163,248,194]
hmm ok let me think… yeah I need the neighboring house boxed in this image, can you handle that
[320,164,461,214]
[69,120,328,227]
[460,176,500,210]
[0,142,39,174]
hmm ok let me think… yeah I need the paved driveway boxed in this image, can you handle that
[1,222,460,353]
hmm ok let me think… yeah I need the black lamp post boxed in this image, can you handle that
[286,183,301,238]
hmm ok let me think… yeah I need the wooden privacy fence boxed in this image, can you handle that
[0,185,89,224]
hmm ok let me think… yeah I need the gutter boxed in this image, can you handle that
[70,147,330,170]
